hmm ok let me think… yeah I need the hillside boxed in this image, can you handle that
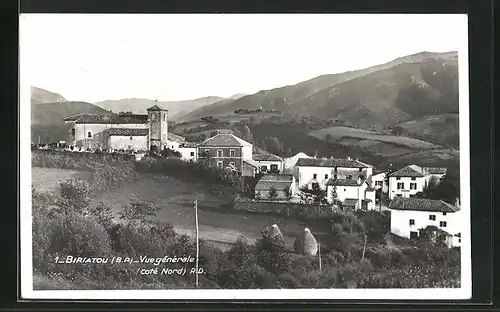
[94,96,224,120]
[31,86,67,104]
[179,51,458,124]
[31,101,110,143]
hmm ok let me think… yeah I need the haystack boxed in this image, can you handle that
[294,228,318,256]
[269,224,284,241]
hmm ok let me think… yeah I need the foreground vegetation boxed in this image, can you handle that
[33,176,460,290]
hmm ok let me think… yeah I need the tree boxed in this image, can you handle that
[283,187,293,202]
[57,178,92,214]
[89,201,114,230]
[119,199,162,225]
[330,185,339,204]
[161,147,182,158]
[254,228,290,274]
[268,186,278,200]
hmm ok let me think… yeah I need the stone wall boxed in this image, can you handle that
[234,199,341,219]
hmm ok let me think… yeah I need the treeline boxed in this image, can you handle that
[33,179,460,290]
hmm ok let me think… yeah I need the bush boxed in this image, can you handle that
[254,229,291,274]
[57,178,92,214]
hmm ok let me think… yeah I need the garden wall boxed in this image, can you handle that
[234,199,341,219]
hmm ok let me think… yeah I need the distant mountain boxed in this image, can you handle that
[229,93,247,100]
[94,96,225,120]
[31,101,110,143]
[181,51,458,130]
[31,86,67,104]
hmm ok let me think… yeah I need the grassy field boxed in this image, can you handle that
[32,167,91,194]
[309,126,440,149]
[92,174,331,250]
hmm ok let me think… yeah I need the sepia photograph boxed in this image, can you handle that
[20,13,471,300]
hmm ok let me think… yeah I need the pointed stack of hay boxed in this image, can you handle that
[269,224,284,241]
[294,228,318,256]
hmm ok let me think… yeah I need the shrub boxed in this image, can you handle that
[57,178,92,214]
[254,229,290,274]
[48,212,112,258]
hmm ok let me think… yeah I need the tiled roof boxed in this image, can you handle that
[389,197,459,213]
[366,187,376,191]
[388,165,425,178]
[64,113,148,124]
[252,146,283,161]
[147,105,166,111]
[295,157,371,168]
[106,128,149,136]
[255,180,292,191]
[199,133,252,147]
[168,133,186,143]
[179,142,198,148]
[326,178,360,186]
[260,174,293,182]
[426,167,447,175]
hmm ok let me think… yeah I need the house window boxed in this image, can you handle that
[359,168,362,172]
[443,212,447,216]
[87,131,92,138]
[334,174,337,180]
[440,221,447,227]
[459,239,461,243]
[217,161,223,169]
[410,183,417,190]
[71,128,75,137]
[261,165,268,171]
[397,182,404,190]
[130,136,133,140]
[217,150,223,157]
[270,164,279,172]
[396,177,401,180]
[409,219,415,225]
[429,215,436,221]
[410,231,418,239]
[230,149,235,157]
[344,188,346,191]
[411,177,416,180]
[325,174,328,180]
[375,181,383,187]
[313,174,317,179]
[347,175,352,180]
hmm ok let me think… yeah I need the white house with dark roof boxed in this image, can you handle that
[294,156,373,192]
[371,170,388,193]
[252,146,284,173]
[388,165,449,200]
[389,197,461,247]
[326,176,376,210]
[388,165,427,200]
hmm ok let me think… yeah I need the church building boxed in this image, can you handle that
[63,104,170,152]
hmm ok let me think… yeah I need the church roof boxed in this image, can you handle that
[64,113,148,124]
[106,128,149,136]
[147,105,166,111]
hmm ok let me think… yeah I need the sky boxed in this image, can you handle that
[20,14,468,103]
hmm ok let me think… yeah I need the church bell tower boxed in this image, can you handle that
[147,103,168,151]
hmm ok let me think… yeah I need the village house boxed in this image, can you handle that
[254,174,295,200]
[371,170,389,193]
[388,165,427,200]
[388,197,461,248]
[388,165,448,200]
[326,176,376,211]
[294,157,373,192]
[196,131,253,170]
[252,146,284,173]
[177,141,198,162]
[283,152,313,174]
[242,159,261,177]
